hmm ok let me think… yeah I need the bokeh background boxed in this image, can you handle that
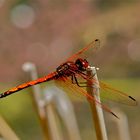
[0,0,140,140]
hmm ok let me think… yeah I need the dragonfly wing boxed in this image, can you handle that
[55,77,119,118]
[73,71,137,106]
[99,81,137,106]
[67,39,100,62]
[0,72,57,98]
[55,77,86,101]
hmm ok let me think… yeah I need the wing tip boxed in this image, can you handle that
[95,39,99,41]
[129,96,138,105]
[129,96,136,101]
[111,112,120,119]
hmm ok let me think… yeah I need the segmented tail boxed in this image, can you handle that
[0,72,57,98]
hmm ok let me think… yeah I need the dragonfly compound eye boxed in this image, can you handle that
[75,58,89,71]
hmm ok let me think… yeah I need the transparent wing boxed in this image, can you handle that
[66,39,100,62]
[55,77,86,101]
[55,77,119,118]
[66,71,137,106]
[99,81,137,106]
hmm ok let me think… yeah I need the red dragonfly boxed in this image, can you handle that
[0,39,137,118]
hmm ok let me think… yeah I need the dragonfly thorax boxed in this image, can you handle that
[56,58,89,77]
[56,62,75,76]
[75,58,89,71]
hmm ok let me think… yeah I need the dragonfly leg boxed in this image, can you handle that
[89,72,96,79]
[71,74,88,87]
[72,72,99,90]
[69,69,96,87]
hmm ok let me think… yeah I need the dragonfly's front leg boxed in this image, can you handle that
[71,70,98,88]
[71,74,90,87]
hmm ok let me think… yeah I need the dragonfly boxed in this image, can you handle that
[0,39,137,118]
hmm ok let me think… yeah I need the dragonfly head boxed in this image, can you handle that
[75,58,89,71]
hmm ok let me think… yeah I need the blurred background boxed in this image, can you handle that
[0,0,140,140]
